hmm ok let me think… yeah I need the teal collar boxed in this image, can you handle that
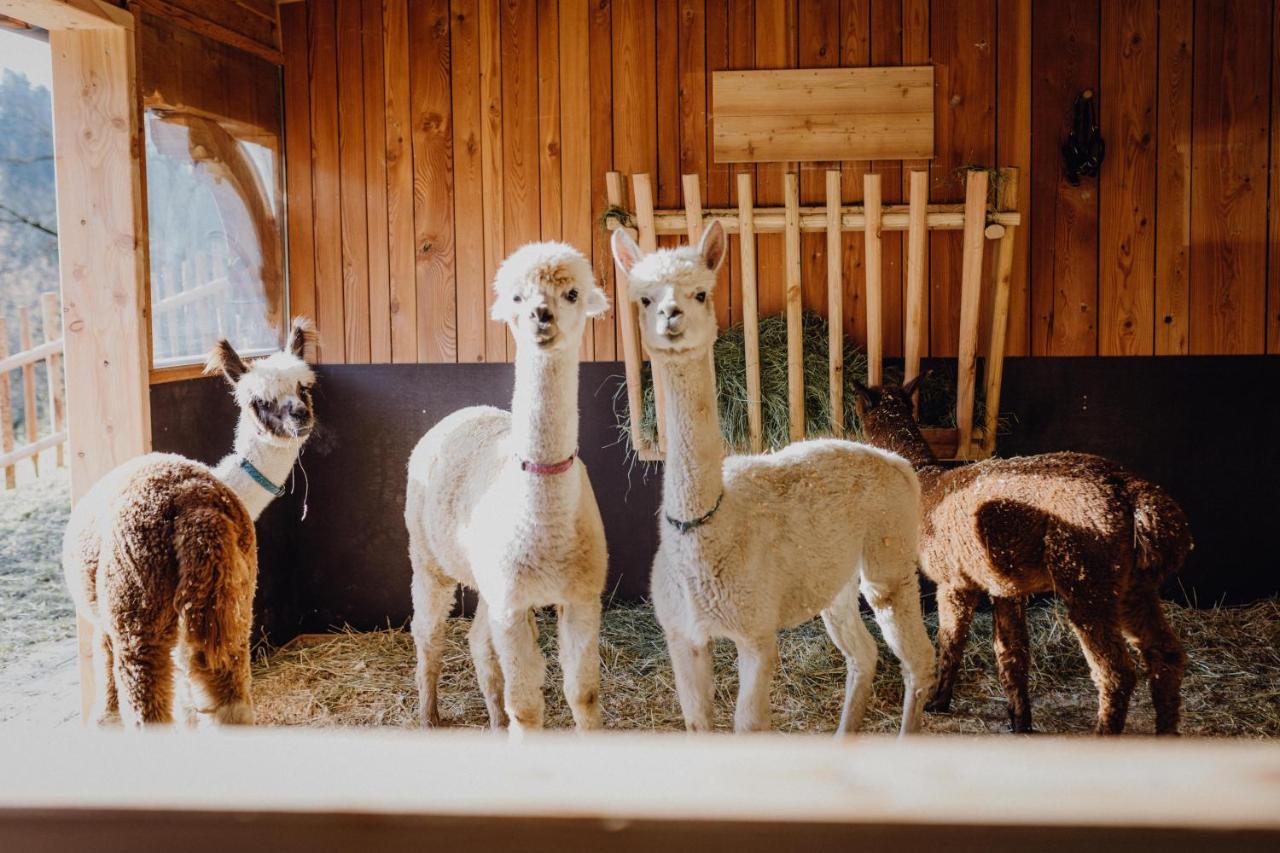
[239,457,285,497]
[665,492,724,534]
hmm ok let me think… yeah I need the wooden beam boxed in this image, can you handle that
[863,173,883,385]
[825,170,842,435]
[783,171,803,442]
[632,172,666,456]
[981,168,1020,457]
[736,171,762,454]
[954,169,988,458]
[606,173,653,462]
[127,0,282,63]
[607,205,1021,236]
[0,0,131,30]
[903,170,928,399]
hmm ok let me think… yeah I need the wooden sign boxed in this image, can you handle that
[712,66,934,163]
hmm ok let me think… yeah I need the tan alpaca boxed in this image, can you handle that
[405,243,610,734]
[62,319,318,727]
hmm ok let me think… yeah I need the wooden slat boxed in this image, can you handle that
[682,174,703,242]
[995,0,1030,356]
[714,112,934,165]
[784,172,803,442]
[1154,0,1192,356]
[559,0,593,360]
[869,0,903,359]
[901,0,930,357]
[1271,0,1280,354]
[903,170,928,392]
[128,0,282,64]
[752,0,796,321]
[411,0,457,363]
[677,0,709,302]
[280,2,315,328]
[862,173,882,386]
[704,0,733,331]
[479,0,506,363]
[797,0,839,321]
[655,0,679,236]
[1098,0,1155,356]
[1189,0,1271,354]
[0,0,133,30]
[308,0,344,362]
[725,0,755,328]
[606,172,648,458]
[825,169,843,435]
[386,0,418,362]
[587,0,615,359]
[982,168,1019,457]
[362,0,391,362]
[837,0,868,349]
[41,293,65,468]
[501,0,539,365]
[0,430,68,470]
[1029,0,1098,356]
[736,172,762,454]
[0,316,13,488]
[18,308,37,474]
[616,205,1022,235]
[954,170,988,458]
[632,172,665,455]
[537,0,562,245]
[336,0,370,362]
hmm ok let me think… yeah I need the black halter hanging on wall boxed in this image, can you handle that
[1061,89,1105,186]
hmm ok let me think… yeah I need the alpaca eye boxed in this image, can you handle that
[640,297,651,307]
[695,291,707,303]
[565,289,579,303]
[512,295,523,303]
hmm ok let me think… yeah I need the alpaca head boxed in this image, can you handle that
[611,221,726,359]
[490,242,608,353]
[205,317,319,443]
[850,375,929,455]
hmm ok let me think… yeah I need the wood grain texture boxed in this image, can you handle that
[308,0,345,362]
[655,0,680,228]
[383,0,417,361]
[1270,0,1280,354]
[784,171,803,440]
[450,0,486,363]
[751,0,796,320]
[704,0,734,330]
[838,0,867,346]
[904,169,927,388]
[955,170,988,457]
[280,2,316,327]
[862,172,882,384]
[995,0,1030,356]
[1098,0,1155,356]
[560,0,594,359]
[737,172,763,453]
[362,0,391,362]
[336,0,371,362]
[825,169,842,434]
[870,0,903,358]
[726,0,756,327]
[900,0,929,356]
[538,0,563,244]
[1153,0,1192,356]
[1189,0,1271,354]
[588,0,616,359]
[1029,0,1098,356]
[797,0,838,319]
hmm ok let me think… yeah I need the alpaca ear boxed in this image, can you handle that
[611,228,644,275]
[697,220,727,273]
[850,378,875,407]
[205,339,247,386]
[901,371,927,400]
[583,285,610,318]
[288,316,318,361]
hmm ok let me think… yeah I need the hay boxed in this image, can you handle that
[613,311,983,457]
[252,598,1280,737]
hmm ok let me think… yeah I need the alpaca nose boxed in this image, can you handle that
[533,306,555,328]
[658,303,684,334]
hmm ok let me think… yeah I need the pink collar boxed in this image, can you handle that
[518,451,577,475]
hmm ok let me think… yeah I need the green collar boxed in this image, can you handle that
[239,457,285,497]
[665,492,724,534]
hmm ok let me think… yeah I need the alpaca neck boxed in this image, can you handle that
[866,413,943,487]
[213,418,304,521]
[509,345,579,465]
[657,350,726,527]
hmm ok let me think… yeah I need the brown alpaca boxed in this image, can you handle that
[852,377,1191,735]
[62,319,318,727]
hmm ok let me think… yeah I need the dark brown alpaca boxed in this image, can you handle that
[852,378,1191,735]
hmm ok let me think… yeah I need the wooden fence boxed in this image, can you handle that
[0,293,67,488]
[608,168,1022,463]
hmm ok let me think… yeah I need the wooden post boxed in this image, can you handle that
[904,170,929,413]
[605,172,650,460]
[632,173,666,455]
[0,316,13,489]
[19,307,38,475]
[863,173,883,386]
[681,173,703,242]
[41,293,65,469]
[784,172,803,442]
[736,172,763,454]
[955,170,989,458]
[825,170,843,435]
[982,168,1020,457]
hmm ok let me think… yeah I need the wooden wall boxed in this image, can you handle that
[279,0,1280,363]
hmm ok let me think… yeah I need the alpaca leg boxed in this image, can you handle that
[91,628,120,727]
[863,574,937,735]
[557,600,603,731]
[666,631,715,732]
[1122,594,1187,735]
[927,585,980,713]
[468,597,508,730]
[112,633,177,727]
[821,583,878,735]
[410,563,456,728]
[992,596,1034,733]
[1065,601,1137,735]
[491,606,546,735]
[733,636,778,733]
[182,643,255,725]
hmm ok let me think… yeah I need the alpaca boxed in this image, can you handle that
[852,377,1191,734]
[62,318,318,727]
[611,222,936,735]
[404,243,610,734]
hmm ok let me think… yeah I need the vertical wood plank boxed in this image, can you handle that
[704,0,733,331]
[982,168,1019,457]
[754,0,797,319]
[0,318,13,488]
[589,0,616,359]
[362,0,391,362]
[869,0,903,358]
[632,172,666,453]
[784,171,803,442]
[19,308,37,474]
[606,173,645,452]
[838,0,868,345]
[337,0,371,362]
[308,0,345,361]
[900,0,929,355]
[479,0,507,362]
[677,0,710,322]
[904,169,928,390]
[955,170,988,458]
[797,0,838,319]
[41,293,65,469]
[538,0,563,244]
[502,0,541,364]
[995,0,1030,356]
[737,172,763,453]
[1154,0,1191,356]
[1189,0,1271,354]
[384,0,418,362]
[1029,0,1099,356]
[560,0,594,359]
[825,170,843,435]
[655,0,680,229]
[863,172,883,385]
[725,0,755,327]
[1098,0,1156,356]
[450,0,486,363]
[682,173,704,242]
[1270,0,1280,353]
[280,2,316,328]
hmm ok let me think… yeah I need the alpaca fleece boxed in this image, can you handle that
[855,381,1191,734]
[612,222,936,735]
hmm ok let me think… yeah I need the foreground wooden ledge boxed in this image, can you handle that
[0,730,1277,852]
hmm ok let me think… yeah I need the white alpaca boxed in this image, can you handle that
[405,242,610,734]
[611,223,936,734]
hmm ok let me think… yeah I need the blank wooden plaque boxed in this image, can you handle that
[712,66,934,163]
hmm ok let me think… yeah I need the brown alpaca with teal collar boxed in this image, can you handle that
[853,377,1191,735]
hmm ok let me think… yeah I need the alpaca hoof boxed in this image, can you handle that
[924,695,952,715]
[214,701,255,725]
[1007,707,1034,734]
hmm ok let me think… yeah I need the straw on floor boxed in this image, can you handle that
[251,599,1280,737]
